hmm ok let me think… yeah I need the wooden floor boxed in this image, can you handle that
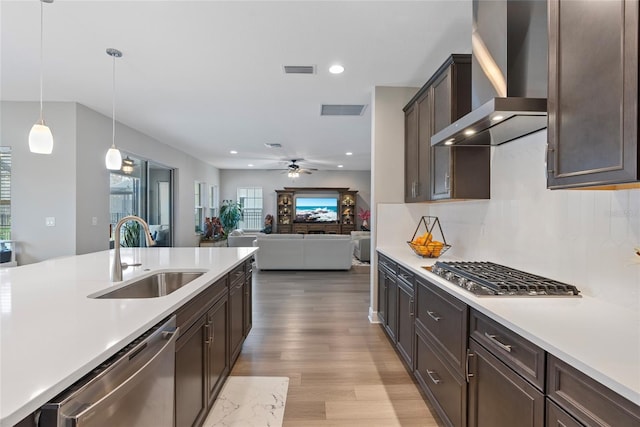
[230,268,442,426]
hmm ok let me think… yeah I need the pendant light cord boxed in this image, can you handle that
[112,53,116,148]
[39,0,44,122]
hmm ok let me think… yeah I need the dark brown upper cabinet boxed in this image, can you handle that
[404,54,490,202]
[547,0,640,189]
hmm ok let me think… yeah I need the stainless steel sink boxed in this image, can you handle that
[94,271,205,299]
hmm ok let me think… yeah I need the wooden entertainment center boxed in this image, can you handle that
[275,187,357,235]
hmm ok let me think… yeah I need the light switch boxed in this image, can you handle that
[45,217,55,227]
[92,217,98,226]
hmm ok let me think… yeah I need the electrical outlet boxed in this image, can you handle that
[45,217,55,227]
[92,217,98,226]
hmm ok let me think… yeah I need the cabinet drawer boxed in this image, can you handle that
[397,265,415,288]
[378,253,397,275]
[229,263,245,287]
[546,398,582,427]
[176,277,227,333]
[415,327,466,427]
[415,278,468,373]
[470,309,545,391]
[547,355,640,426]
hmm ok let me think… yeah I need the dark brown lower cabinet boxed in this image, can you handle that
[468,339,544,427]
[206,296,229,409]
[546,398,583,427]
[243,261,253,336]
[175,314,209,427]
[415,325,466,427]
[377,262,387,325]
[396,278,414,368]
[385,273,398,343]
[229,278,245,364]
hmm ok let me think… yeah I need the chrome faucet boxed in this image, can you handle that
[112,215,156,282]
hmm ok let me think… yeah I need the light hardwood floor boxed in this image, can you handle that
[230,268,443,426]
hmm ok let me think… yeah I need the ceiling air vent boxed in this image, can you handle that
[283,65,315,74]
[264,143,282,148]
[320,104,367,116]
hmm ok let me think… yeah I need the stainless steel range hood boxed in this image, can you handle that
[432,0,548,147]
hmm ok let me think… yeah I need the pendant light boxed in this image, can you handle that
[105,48,123,170]
[28,0,54,154]
[121,156,134,174]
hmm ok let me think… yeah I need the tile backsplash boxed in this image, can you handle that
[377,131,640,310]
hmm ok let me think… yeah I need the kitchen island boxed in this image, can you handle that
[377,245,640,415]
[0,247,257,427]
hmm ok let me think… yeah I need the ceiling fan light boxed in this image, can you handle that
[105,146,122,170]
[28,123,54,154]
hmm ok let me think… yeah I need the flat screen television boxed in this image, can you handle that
[294,197,338,223]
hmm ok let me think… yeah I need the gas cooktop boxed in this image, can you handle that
[429,261,581,297]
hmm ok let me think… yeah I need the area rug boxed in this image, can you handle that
[203,376,289,427]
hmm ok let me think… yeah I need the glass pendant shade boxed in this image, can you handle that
[28,122,54,154]
[105,145,122,170]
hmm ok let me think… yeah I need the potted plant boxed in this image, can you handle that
[219,200,243,235]
[358,208,370,231]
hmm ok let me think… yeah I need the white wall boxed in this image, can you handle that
[377,130,640,311]
[369,86,418,321]
[219,169,371,230]
[2,101,220,264]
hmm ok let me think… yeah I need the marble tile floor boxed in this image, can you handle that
[203,376,289,427]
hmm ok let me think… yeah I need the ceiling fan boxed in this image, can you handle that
[282,159,317,177]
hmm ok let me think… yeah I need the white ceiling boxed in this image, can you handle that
[1,0,471,171]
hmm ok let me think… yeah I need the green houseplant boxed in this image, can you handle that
[219,200,242,235]
[121,221,141,247]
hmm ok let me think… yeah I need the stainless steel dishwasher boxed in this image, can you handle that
[39,316,178,427]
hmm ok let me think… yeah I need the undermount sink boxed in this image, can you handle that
[94,271,205,299]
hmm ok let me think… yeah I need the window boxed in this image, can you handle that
[210,185,219,218]
[237,187,262,230]
[0,147,10,240]
[194,182,205,233]
[110,155,173,246]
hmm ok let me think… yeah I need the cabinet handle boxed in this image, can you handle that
[444,173,450,191]
[466,349,474,383]
[409,297,414,317]
[426,370,441,385]
[427,310,441,322]
[204,323,211,345]
[484,332,512,352]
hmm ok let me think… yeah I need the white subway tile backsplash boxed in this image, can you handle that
[378,131,640,310]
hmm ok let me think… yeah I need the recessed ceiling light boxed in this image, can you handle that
[248,164,254,167]
[329,64,344,74]
[491,115,504,121]
[444,139,455,146]
[346,152,353,156]
[230,150,238,154]
[338,165,344,168]
[464,129,476,136]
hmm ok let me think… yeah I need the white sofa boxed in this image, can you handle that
[227,230,264,247]
[254,234,353,270]
[350,231,371,262]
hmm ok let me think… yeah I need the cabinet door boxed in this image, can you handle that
[229,280,245,364]
[207,296,229,407]
[546,399,582,427]
[396,279,414,369]
[405,103,420,202]
[416,90,432,202]
[468,339,544,427]
[432,68,453,200]
[244,266,252,337]
[175,315,208,427]
[384,273,398,342]
[547,0,639,188]
[377,264,387,325]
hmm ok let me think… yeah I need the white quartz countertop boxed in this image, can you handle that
[0,247,257,427]
[377,245,640,407]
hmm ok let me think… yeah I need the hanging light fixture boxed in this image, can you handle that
[121,156,134,174]
[288,170,299,179]
[28,0,55,154]
[105,48,123,170]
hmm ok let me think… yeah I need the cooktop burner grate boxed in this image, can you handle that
[431,261,581,296]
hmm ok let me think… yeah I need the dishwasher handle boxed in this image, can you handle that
[66,321,178,426]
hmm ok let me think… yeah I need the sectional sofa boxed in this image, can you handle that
[253,233,353,270]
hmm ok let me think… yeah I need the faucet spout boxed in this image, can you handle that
[111,215,156,282]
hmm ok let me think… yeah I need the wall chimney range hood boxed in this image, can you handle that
[432,0,548,147]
